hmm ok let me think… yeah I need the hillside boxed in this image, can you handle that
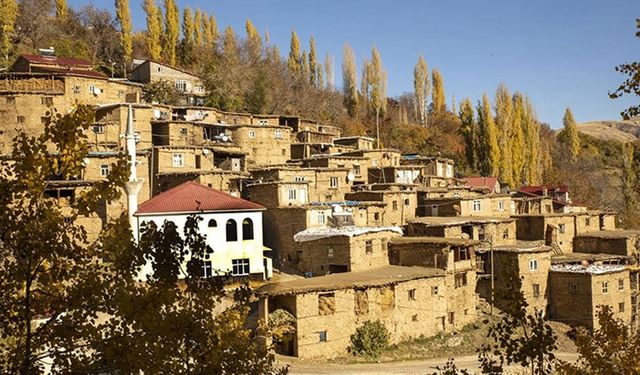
[577,118,640,142]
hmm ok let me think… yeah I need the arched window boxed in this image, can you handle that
[242,218,254,240]
[208,219,217,228]
[226,219,237,242]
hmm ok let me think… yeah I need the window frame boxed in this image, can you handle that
[226,219,238,242]
[172,153,185,167]
[329,176,339,189]
[242,218,254,240]
[529,259,539,272]
[100,164,109,177]
[231,258,250,276]
[472,200,482,212]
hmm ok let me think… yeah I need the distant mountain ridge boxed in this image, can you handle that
[577,118,640,142]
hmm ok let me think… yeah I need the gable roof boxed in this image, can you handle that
[519,184,569,195]
[131,58,200,79]
[136,181,264,215]
[463,176,499,190]
[19,54,94,67]
[11,54,108,79]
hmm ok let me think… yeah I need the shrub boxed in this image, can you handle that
[348,320,390,357]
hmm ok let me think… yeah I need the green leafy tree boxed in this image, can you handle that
[142,80,179,105]
[459,97,478,170]
[511,93,527,186]
[143,0,162,60]
[556,306,640,375]
[609,18,640,119]
[308,36,320,87]
[115,0,132,62]
[348,320,390,358]
[477,93,501,177]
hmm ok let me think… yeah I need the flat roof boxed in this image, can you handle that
[257,265,444,296]
[294,226,403,242]
[550,263,627,275]
[408,216,515,226]
[512,211,606,218]
[574,230,640,239]
[390,236,479,246]
[551,252,631,265]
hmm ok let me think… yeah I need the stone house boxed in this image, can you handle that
[548,263,632,329]
[367,166,423,185]
[400,155,455,179]
[573,230,640,258]
[257,265,448,359]
[135,181,272,280]
[340,149,402,168]
[93,103,154,150]
[302,155,368,185]
[345,186,418,226]
[227,124,292,166]
[462,176,501,194]
[332,136,375,150]
[419,194,511,218]
[406,216,517,246]
[293,226,403,275]
[387,236,478,328]
[130,59,205,105]
[476,245,552,314]
[514,212,610,254]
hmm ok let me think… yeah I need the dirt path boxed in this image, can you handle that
[279,352,579,374]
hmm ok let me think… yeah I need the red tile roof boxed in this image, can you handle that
[519,184,569,195]
[136,181,264,215]
[463,176,499,190]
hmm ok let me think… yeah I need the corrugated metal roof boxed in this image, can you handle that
[136,181,264,215]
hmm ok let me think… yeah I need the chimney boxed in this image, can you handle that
[124,104,144,241]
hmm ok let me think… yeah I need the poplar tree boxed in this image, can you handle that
[56,0,67,19]
[524,97,542,184]
[301,50,310,81]
[222,26,239,63]
[459,97,477,170]
[495,84,514,187]
[287,30,302,74]
[143,0,162,60]
[431,68,446,116]
[324,53,334,89]
[561,107,580,163]
[342,43,358,116]
[511,93,526,187]
[0,0,18,63]
[194,8,203,46]
[245,19,262,62]
[182,8,194,46]
[478,93,501,176]
[163,0,179,65]
[115,0,133,63]
[363,47,387,148]
[203,14,219,50]
[309,36,319,87]
[413,55,429,125]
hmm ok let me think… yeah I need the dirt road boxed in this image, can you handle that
[279,352,579,374]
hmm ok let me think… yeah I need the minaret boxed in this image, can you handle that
[124,104,144,241]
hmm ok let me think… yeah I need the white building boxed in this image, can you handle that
[135,181,272,280]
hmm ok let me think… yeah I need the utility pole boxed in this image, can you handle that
[376,107,380,149]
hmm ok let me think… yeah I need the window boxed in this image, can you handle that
[231,258,250,276]
[585,218,591,226]
[194,85,204,93]
[89,85,96,94]
[274,129,283,139]
[558,223,566,234]
[73,86,80,94]
[431,286,438,296]
[318,293,336,315]
[202,260,213,278]
[327,248,334,258]
[226,219,237,242]
[92,125,105,134]
[408,289,416,301]
[156,66,162,72]
[242,218,254,240]
[252,148,258,155]
[180,128,188,137]
[602,281,609,294]
[404,198,410,206]
[100,164,109,177]
[454,273,467,288]
[172,153,184,167]
[498,200,504,211]
[294,176,305,182]
[258,119,268,125]
[365,240,373,254]
[503,229,509,240]
[41,97,53,107]
[248,130,256,139]
[319,331,327,342]
[208,219,217,228]
[569,282,577,294]
[330,176,338,189]
[282,148,286,156]
[288,189,297,200]
[6,97,15,104]
[619,302,625,313]
[392,201,398,211]
[454,247,470,262]
[532,284,540,298]
[175,79,187,92]
[317,211,326,224]
[16,116,25,124]
[448,312,455,325]
[529,259,538,272]
[371,158,378,167]
[195,155,201,169]
[412,314,418,322]
[472,200,482,212]
[619,278,625,291]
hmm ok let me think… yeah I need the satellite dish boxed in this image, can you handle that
[222,135,228,142]
[461,233,470,240]
[332,204,343,213]
[202,149,210,155]
[81,158,90,167]
[347,173,355,182]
